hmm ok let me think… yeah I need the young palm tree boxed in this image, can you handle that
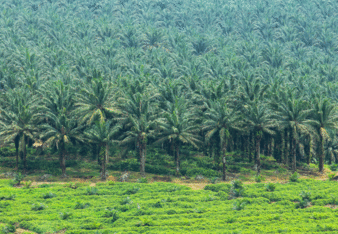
[0,88,39,170]
[203,98,242,180]
[85,120,121,180]
[311,98,338,172]
[155,97,202,175]
[243,102,276,175]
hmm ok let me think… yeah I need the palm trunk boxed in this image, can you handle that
[305,136,311,165]
[106,142,109,164]
[175,142,180,176]
[139,141,146,177]
[97,144,101,166]
[221,139,227,181]
[59,141,66,177]
[319,128,324,173]
[284,128,288,165]
[249,132,253,162]
[102,143,108,180]
[222,156,226,181]
[290,130,297,172]
[23,136,27,172]
[255,133,262,176]
[14,136,20,170]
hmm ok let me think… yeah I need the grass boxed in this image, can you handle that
[1,179,338,233]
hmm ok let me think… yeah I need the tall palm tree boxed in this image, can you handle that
[311,98,338,172]
[271,93,315,172]
[243,102,276,175]
[203,98,242,180]
[85,120,121,180]
[155,97,201,175]
[118,90,158,177]
[38,82,84,177]
[0,88,39,170]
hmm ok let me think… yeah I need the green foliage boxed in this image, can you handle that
[229,180,245,199]
[74,202,90,209]
[330,164,338,172]
[22,180,32,189]
[137,178,148,183]
[31,203,46,211]
[13,173,25,186]
[59,212,72,220]
[86,187,98,195]
[233,199,247,211]
[265,183,276,192]
[255,175,265,183]
[2,224,15,233]
[0,180,337,232]
[42,192,56,199]
[289,172,300,182]
[328,173,336,181]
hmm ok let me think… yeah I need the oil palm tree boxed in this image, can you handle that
[38,82,84,177]
[85,120,121,180]
[0,88,39,170]
[244,102,276,175]
[74,78,120,125]
[155,97,201,175]
[271,92,315,172]
[118,90,158,177]
[311,98,338,172]
[203,98,242,180]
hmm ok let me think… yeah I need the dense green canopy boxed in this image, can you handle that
[1,0,338,177]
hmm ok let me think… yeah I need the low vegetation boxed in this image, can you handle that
[1,179,338,233]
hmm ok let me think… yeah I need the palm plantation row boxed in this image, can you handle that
[1,76,337,180]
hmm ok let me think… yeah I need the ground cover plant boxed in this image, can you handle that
[1,179,338,233]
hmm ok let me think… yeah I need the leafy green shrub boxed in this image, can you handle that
[204,184,230,192]
[137,217,154,226]
[166,209,177,215]
[229,180,245,199]
[103,208,119,222]
[60,212,72,220]
[42,192,56,199]
[185,167,219,177]
[120,197,133,205]
[13,172,25,186]
[209,177,219,184]
[227,165,241,173]
[23,180,32,189]
[0,194,15,201]
[31,203,46,211]
[74,201,90,209]
[328,173,336,181]
[296,191,311,209]
[329,195,338,205]
[330,164,338,171]
[255,175,264,183]
[86,187,98,195]
[233,199,246,210]
[2,224,16,233]
[265,183,276,192]
[137,178,148,183]
[82,222,102,230]
[226,217,236,223]
[124,187,139,195]
[289,172,299,182]
[300,191,311,201]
